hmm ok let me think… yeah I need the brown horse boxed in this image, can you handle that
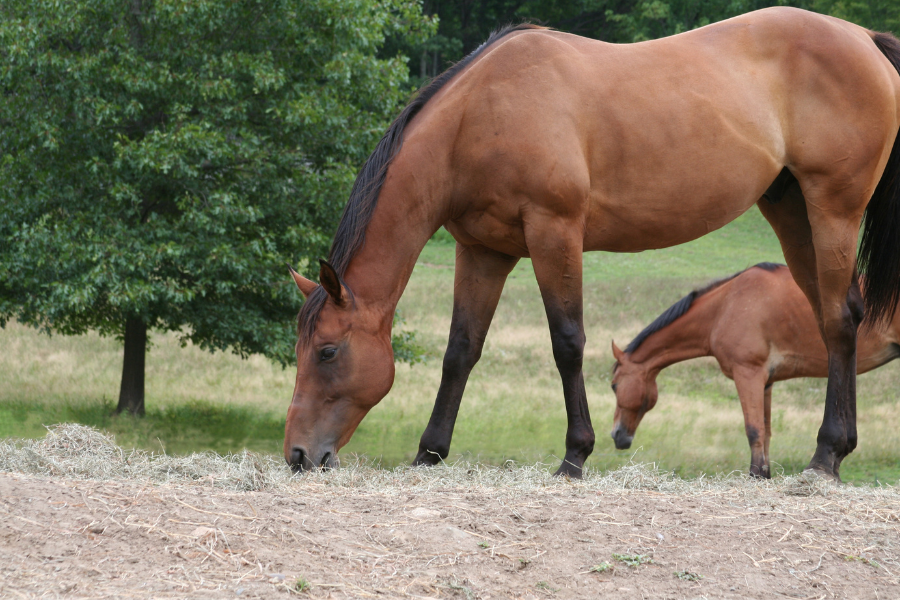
[611,263,900,478]
[285,7,900,479]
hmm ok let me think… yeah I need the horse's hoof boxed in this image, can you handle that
[802,467,842,483]
[411,450,444,467]
[553,462,584,479]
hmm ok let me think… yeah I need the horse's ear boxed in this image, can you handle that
[611,341,625,362]
[289,265,318,299]
[318,259,346,306]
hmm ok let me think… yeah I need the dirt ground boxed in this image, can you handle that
[2,466,899,600]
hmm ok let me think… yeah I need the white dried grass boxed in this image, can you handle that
[1,424,897,503]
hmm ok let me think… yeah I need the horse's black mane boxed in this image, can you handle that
[623,262,784,354]
[297,23,545,341]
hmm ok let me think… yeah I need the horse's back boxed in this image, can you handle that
[404,7,900,255]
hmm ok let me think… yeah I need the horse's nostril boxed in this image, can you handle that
[611,425,633,450]
[320,452,332,469]
[289,447,307,472]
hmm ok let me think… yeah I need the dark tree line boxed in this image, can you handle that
[389,0,900,83]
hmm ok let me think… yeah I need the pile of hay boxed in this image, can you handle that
[1,424,897,503]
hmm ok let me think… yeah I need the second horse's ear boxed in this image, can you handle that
[289,265,318,298]
[611,341,625,362]
[319,259,347,307]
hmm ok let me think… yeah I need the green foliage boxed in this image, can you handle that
[844,554,881,568]
[590,562,613,573]
[293,576,311,593]
[613,553,654,567]
[675,570,703,581]
[0,0,433,367]
[392,310,426,365]
[809,0,900,31]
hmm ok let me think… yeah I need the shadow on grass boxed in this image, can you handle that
[0,398,286,457]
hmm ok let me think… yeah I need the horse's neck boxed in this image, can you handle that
[629,300,715,375]
[341,163,448,326]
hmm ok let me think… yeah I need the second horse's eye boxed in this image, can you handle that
[611,383,618,393]
[320,347,338,361]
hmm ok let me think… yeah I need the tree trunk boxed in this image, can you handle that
[116,318,147,416]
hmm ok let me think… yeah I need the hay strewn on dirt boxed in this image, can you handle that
[2,425,899,599]
[0,424,893,498]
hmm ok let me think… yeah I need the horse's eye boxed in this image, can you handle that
[611,383,618,393]
[319,347,338,361]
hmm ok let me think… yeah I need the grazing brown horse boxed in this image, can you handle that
[285,7,900,479]
[611,263,900,478]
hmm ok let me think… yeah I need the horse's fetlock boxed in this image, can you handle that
[567,430,595,456]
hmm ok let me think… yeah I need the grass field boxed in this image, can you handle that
[1,208,898,484]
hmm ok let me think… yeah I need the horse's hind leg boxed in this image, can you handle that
[764,383,773,475]
[526,224,594,478]
[758,175,866,480]
[413,243,519,466]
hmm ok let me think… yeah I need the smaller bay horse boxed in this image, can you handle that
[611,263,900,478]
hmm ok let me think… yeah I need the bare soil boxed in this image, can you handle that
[2,468,899,600]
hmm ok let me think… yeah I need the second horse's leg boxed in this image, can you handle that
[413,243,519,466]
[733,366,771,478]
[763,382,773,476]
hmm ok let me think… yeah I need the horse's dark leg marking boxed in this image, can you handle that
[733,366,770,479]
[527,228,594,478]
[545,304,594,478]
[413,243,518,466]
[758,175,864,480]
[807,275,863,479]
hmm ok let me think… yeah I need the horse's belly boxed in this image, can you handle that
[583,184,764,252]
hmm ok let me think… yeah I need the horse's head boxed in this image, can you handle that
[610,342,658,450]
[284,261,395,473]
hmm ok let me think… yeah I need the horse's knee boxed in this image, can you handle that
[442,332,482,374]
[550,322,585,371]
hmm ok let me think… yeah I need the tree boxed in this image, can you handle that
[0,0,433,415]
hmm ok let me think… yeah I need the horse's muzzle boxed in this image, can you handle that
[288,446,337,473]
[611,423,634,450]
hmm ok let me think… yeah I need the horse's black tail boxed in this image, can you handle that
[859,32,900,326]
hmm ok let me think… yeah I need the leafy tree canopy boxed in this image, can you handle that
[0,0,433,412]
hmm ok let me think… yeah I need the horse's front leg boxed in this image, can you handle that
[763,382,773,475]
[413,243,518,466]
[527,224,594,478]
[732,366,771,478]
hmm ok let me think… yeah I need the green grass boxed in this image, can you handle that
[0,398,286,456]
[2,208,899,484]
